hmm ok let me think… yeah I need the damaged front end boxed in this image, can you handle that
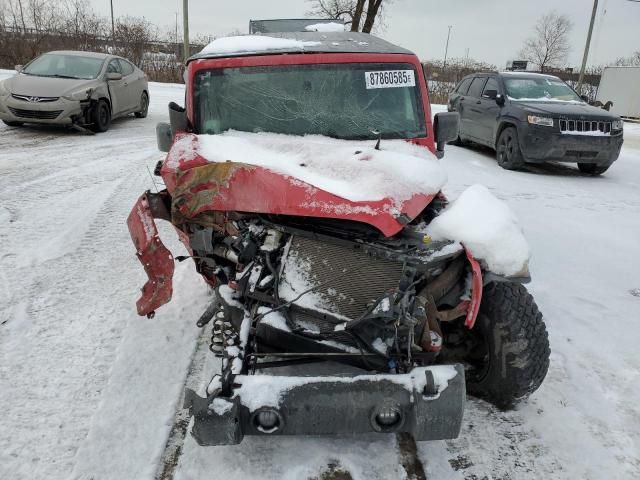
[126,107,495,445]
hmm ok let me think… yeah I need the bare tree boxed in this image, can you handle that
[306,0,390,33]
[613,51,640,66]
[519,11,572,72]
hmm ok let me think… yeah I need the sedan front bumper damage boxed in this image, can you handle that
[184,364,466,445]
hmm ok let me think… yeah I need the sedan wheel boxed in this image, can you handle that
[135,92,149,118]
[90,99,111,133]
[496,127,524,170]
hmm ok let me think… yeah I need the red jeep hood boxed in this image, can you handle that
[160,132,447,237]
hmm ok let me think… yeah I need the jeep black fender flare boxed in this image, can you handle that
[494,116,522,149]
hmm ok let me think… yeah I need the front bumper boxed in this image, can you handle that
[0,93,84,125]
[520,124,623,165]
[185,364,466,445]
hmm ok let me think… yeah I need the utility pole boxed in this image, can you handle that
[443,25,452,70]
[110,0,115,49]
[183,0,190,62]
[577,0,598,94]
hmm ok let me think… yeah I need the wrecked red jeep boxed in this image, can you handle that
[128,31,550,445]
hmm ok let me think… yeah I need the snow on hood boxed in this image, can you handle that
[200,35,321,55]
[304,22,345,32]
[194,131,447,204]
[426,185,530,276]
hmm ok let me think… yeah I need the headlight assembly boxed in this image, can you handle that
[612,119,624,130]
[527,115,554,127]
[63,89,92,101]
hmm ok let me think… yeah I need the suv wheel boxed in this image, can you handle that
[135,92,149,118]
[90,99,111,133]
[496,127,525,170]
[578,163,609,175]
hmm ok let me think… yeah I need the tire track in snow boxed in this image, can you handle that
[0,114,168,479]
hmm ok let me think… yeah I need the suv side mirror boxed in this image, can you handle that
[495,93,505,106]
[106,72,122,81]
[14,64,23,72]
[433,112,459,159]
[483,89,498,100]
[580,94,589,102]
[156,123,172,152]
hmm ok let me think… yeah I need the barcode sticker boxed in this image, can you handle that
[365,70,415,89]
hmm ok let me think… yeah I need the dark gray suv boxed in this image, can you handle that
[448,72,624,175]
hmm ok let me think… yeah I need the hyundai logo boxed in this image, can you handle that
[28,96,41,102]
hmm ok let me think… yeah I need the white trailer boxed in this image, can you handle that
[596,66,640,119]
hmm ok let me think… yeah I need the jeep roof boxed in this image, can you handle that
[187,32,413,62]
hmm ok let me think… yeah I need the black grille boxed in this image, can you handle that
[279,235,404,321]
[559,119,611,134]
[8,107,62,119]
[11,94,59,102]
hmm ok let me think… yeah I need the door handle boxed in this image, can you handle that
[476,100,481,104]
[124,82,129,86]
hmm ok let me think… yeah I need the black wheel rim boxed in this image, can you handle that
[99,105,109,126]
[498,133,514,163]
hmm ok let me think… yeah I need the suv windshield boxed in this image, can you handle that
[194,63,427,140]
[504,77,583,103]
[23,53,105,80]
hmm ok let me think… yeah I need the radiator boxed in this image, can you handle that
[278,235,404,322]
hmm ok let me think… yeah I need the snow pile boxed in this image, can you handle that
[234,366,458,411]
[200,35,321,55]
[196,131,447,204]
[508,96,584,104]
[277,250,345,319]
[426,185,530,276]
[210,398,233,415]
[260,308,359,353]
[560,130,610,137]
[305,22,345,32]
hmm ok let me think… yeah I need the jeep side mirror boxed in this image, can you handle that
[496,94,505,106]
[106,72,122,81]
[156,123,172,152]
[14,64,23,72]
[433,112,459,159]
[580,94,589,102]
[483,89,498,100]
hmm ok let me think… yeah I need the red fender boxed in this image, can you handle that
[464,248,483,329]
[127,193,175,317]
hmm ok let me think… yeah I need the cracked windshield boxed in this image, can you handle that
[195,63,426,140]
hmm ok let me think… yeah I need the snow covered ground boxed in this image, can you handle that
[1,71,639,479]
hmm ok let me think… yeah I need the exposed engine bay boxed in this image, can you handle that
[178,196,478,379]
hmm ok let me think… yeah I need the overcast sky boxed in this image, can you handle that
[90,0,639,67]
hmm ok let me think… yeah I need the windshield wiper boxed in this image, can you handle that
[48,74,82,79]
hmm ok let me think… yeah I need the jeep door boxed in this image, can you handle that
[461,76,488,140]
[474,76,502,145]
